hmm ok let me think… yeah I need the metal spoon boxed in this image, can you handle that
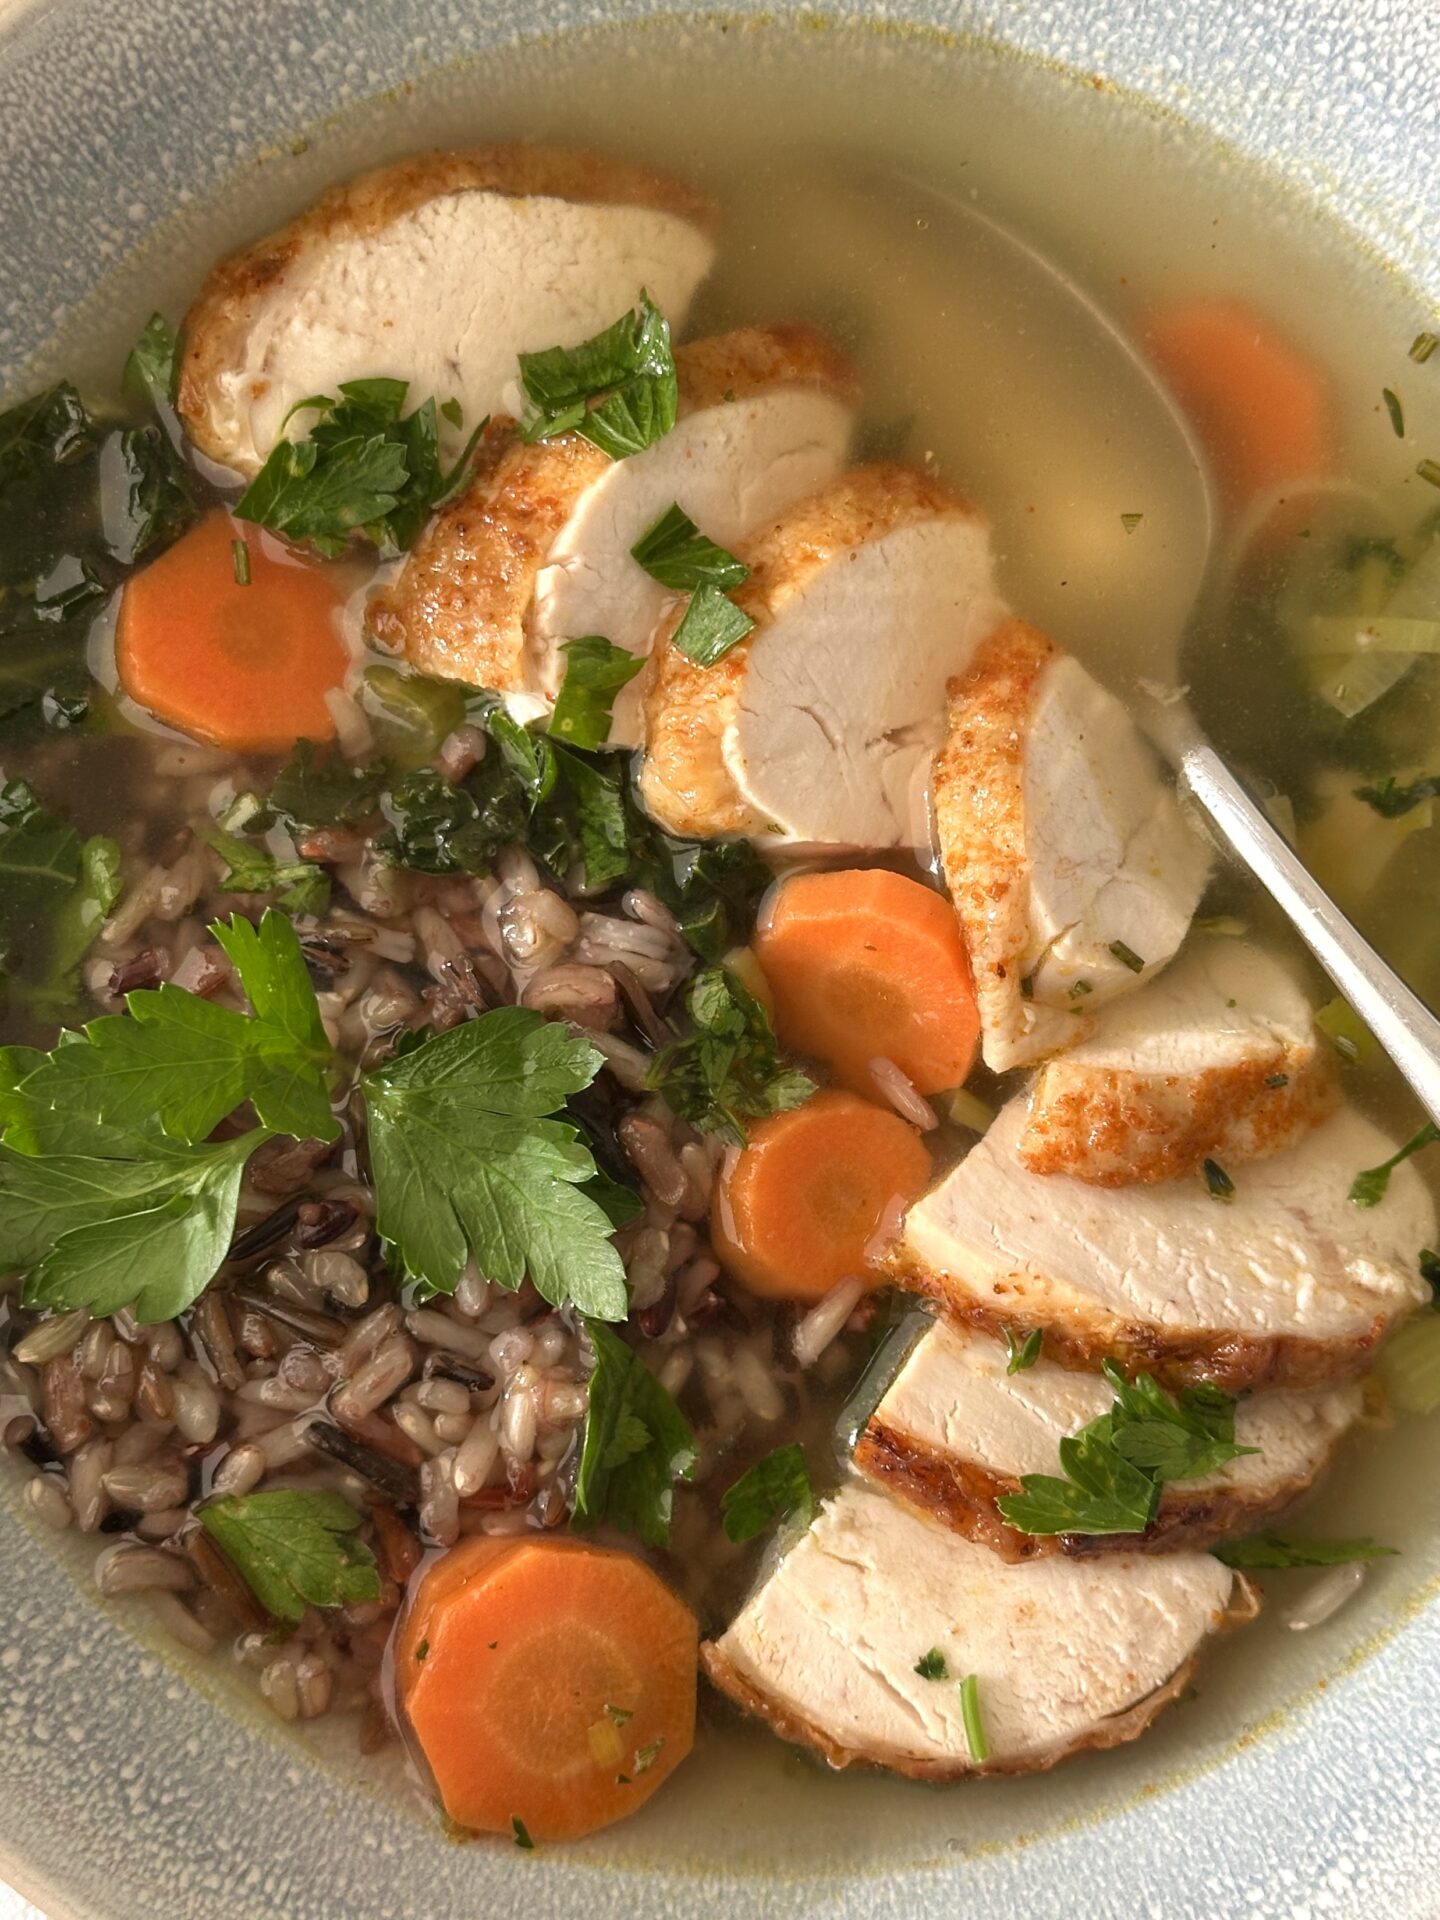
[858,163,1440,1125]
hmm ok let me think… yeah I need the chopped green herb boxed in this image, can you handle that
[669,582,756,668]
[0,383,93,493]
[198,1489,379,1624]
[1003,1326,1042,1375]
[123,313,181,414]
[235,379,485,557]
[101,424,196,565]
[721,1443,815,1543]
[518,294,677,461]
[266,740,389,833]
[511,1816,535,1851]
[1354,772,1440,819]
[630,502,749,592]
[1018,973,1034,1001]
[414,1639,429,1662]
[0,780,119,1004]
[1315,996,1374,1065]
[1203,1158,1235,1201]
[1119,512,1143,533]
[203,827,329,917]
[1382,388,1406,438]
[1411,332,1439,365]
[1217,1534,1395,1570]
[1349,1122,1440,1207]
[996,1361,1253,1537]
[1420,1248,1440,1302]
[1108,940,1145,974]
[914,1648,949,1681]
[439,398,464,431]
[604,1703,634,1727]
[1419,458,1440,490]
[231,538,251,586]
[946,1087,995,1133]
[548,635,645,750]
[1378,1309,1440,1413]
[361,1009,627,1318]
[573,1321,696,1547]
[1265,1073,1290,1089]
[1068,979,1093,1000]
[632,1738,664,1775]
[959,1673,988,1764]
[649,965,815,1146]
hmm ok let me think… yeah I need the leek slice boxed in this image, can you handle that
[1379,1312,1440,1416]
[1298,615,1440,656]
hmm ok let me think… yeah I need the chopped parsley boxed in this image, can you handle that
[996,1361,1255,1537]
[235,379,485,557]
[415,1639,429,1663]
[0,779,120,1012]
[1119,512,1144,533]
[204,827,329,917]
[669,581,756,668]
[914,1648,949,1681]
[1354,772,1440,819]
[1382,388,1406,438]
[518,293,677,460]
[511,1816,535,1851]
[648,966,815,1146]
[1202,1157,1235,1201]
[1264,1073,1290,1089]
[572,1321,697,1547]
[1068,979,1093,1000]
[265,740,389,833]
[1108,940,1146,974]
[721,1443,815,1543]
[1003,1326,1043,1375]
[198,1488,380,1624]
[1421,1248,1440,1302]
[1349,1122,1440,1207]
[547,635,645,750]
[630,502,749,593]
[1410,332,1438,365]
[632,1739,664,1775]
[1419,458,1440,490]
[122,313,180,414]
[231,537,251,586]
[959,1673,988,1763]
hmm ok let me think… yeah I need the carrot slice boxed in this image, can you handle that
[755,867,980,1097]
[713,1088,932,1302]
[1142,299,1334,513]
[399,1536,698,1841]
[115,508,348,751]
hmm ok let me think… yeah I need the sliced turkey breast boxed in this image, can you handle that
[177,145,717,476]
[701,1479,1249,1779]
[639,464,1005,847]
[900,1097,1434,1391]
[854,1316,1362,1560]
[364,324,857,744]
[933,619,1210,1072]
[1017,940,1339,1185]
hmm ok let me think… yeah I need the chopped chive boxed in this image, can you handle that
[511,1815,535,1850]
[632,1738,664,1775]
[1108,940,1145,974]
[1410,332,1438,364]
[1003,1326,1042,1375]
[440,397,464,429]
[1349,1121,1440,1207]
[604,1703,634,1727]
[1119,512,1143,533]
[231,538,251,586]
[1264,1073,1289,1089]
[1383,388,1405,438]
[1019,974,1034,1000]
[1419,458,1440,490]
[1203,1158,1235,1201]
[914,1647,949,1681]
[414,1638,429,1662]
[959,1673,989,1763]
[1068,979,1093,999]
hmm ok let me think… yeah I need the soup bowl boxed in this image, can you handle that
[0,1,1438,1916]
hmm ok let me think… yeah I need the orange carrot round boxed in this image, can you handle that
[755,867,980,1098]
[399,1536,697,1842]
[116,508,348,751]
[1142,299,1334,513]
[713,1088,932,1302]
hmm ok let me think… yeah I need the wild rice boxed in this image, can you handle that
[332,1334,416,1423]
[146,1591,217,1655]
[103,1457,189,1513]
[419,1455,460,1546]
[171,1364,221,1445]
[500,1370,540,1462]
[586,1028,652,1092]
[68,1437,113,1533]
[452,1268,491,1319]
[260,1656,301,1722]
[42,1352,92,1454]
[14,1310,90,1367]
[391,1403,444,1455]
[406,1309,491,1363]
[520,962,619,1028]
[210,1443,265,1497]
[793,1277,866,1370]
[621,888,682,938]
[451,1420,501,1498]
[1286,1563,1368,1630]
[869,1055,940,1131]
[254,1417,316,1471]
[487,1328,534,1376]
[416,1378,471,1417]
[303,1249,369,1309]
[24,1474,72,1531]
[338,1303,403,1374]
[96,1543,195,1596]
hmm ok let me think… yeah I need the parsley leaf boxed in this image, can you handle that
[670,582,756,668]
[914,1648,949,1681]
[199,1489,379,1623]
[1216,1534,1396,1569]
[236,380,485,558]
[572,1320,697,1546]
[100,424,196,566]
[721,1443,815,1543]
[1350,1122,1440,1206]
[1003,1326,1042,1374]
[548,637,645,750]
[630,503,749,592]
[381,764,529,876]
[123,314,181,414]
[15,910,338,1146]
[628,821,772,964]
[649,966,815,1146]
[360,1008,627,1318]
[0,383,93,493]
[997,1362,1253,1537]
[1202,1157,1235,1201]
[205,828,329,917]
[518,294,677,461]
[511,1816,536,1851]
[0,781,120,1014]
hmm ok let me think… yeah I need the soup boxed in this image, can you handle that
[2,12,1438,1864]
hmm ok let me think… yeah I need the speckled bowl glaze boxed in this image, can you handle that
[2,2,1439,1916]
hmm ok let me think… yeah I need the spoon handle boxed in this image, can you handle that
[1182,742,1440,1125]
